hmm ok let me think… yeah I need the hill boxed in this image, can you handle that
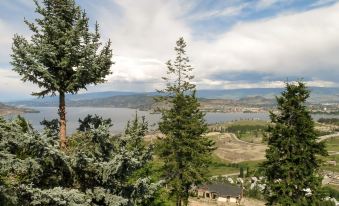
[7,87,338,110]
[0,102,38,116]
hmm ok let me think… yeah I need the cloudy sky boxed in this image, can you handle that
[1,0,339,101]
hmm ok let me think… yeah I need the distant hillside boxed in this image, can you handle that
[69,95,155,110]
[238,96,275,106]
[8,94,276,112]
[8,87,339,108]
[0,102,38,116]
[196,88,283,99]
[197,87,339,103]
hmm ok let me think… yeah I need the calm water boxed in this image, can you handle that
[5,107,338,134]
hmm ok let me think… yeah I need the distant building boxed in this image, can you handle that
[197,183,243,204]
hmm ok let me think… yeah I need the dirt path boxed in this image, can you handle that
[318,132,339,142]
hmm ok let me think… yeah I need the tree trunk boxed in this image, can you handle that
[59,92,67,149]
[176,197,181,206]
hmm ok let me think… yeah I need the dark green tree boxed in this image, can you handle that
[40,118,59,136]
[78,114,113,132]
[11,0,113,148]
[262,81,327,206]
[239,166,244,178]
[157,38,215,206]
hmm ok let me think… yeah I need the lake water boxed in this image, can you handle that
[5,107,339,134]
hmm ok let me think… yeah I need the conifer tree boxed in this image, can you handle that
[262,81,327,205]
[11,0,113,148]
[0,115,159,205]
[78,114,113,132]
[157,38,215,206]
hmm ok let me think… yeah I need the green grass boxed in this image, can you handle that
[237,131,265,144]
[226,120,269,126]
[325,136,339,151]
[316,136,339,173]
[326,184,339,192]
[207,155,239,176]
[207,155,263,177]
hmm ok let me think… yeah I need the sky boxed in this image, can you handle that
[0,0,339,101]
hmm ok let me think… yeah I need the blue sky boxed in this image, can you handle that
[0,0,339,101]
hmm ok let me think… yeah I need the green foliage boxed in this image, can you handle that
[157,38,215,206]
[223,124,267,134]
[14,115,34,133]
[239,166,244,178]
[11,0,113,147]
[0,115,160,205]
[78,114,113,131]
[262,81,328,206]
[323,186,339,200]
[318,118,339,126]
[40,118,59,136]
[245,186,264,200]
[11,0,113,97]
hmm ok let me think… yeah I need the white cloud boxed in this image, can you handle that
[309,0,339,8]
[187,3,248,21]
[0,69,38,101]
[82,0,339,92]
[1,0,339,100]
[256,0,280,10]
[191,2,339,81]
[0,20,13,63]
[196,79,338,90]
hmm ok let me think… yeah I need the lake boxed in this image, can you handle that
[5,107,338,134]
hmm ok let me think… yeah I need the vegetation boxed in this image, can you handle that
[209,120,269,143]
[326,136,339,151]
[156,38,215,206]
[78,114,113,132]
[318,118,339,126]
[0,114,160,206]
[11,0,113,148]
[262,81,328,205]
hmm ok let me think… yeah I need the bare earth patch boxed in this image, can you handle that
[144,132,267,163]
[210,133,267,163]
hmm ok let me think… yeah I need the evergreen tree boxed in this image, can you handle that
[40,118,59,137]
[11,0,113,148]
[0,115,159,205]
[239,167,244,178]
[262,81,327,206]
[78,114,113,132]
[157,38,215,206]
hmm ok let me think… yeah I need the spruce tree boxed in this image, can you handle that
[0,115,159,205]
[157,38,215,206]
[262,81,327,205]
[78,114,113,132]
[11,0,113,148]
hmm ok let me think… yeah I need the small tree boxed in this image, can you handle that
[40,118,59,136]
[157,38,215,206]
[239,167,244,178]
[78,114,113,132]
[11,0,113,148]
[262,81,327,205]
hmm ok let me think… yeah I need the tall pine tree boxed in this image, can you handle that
[11,0,113,148]
[157,38,215,206]
[262,81,327,206]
